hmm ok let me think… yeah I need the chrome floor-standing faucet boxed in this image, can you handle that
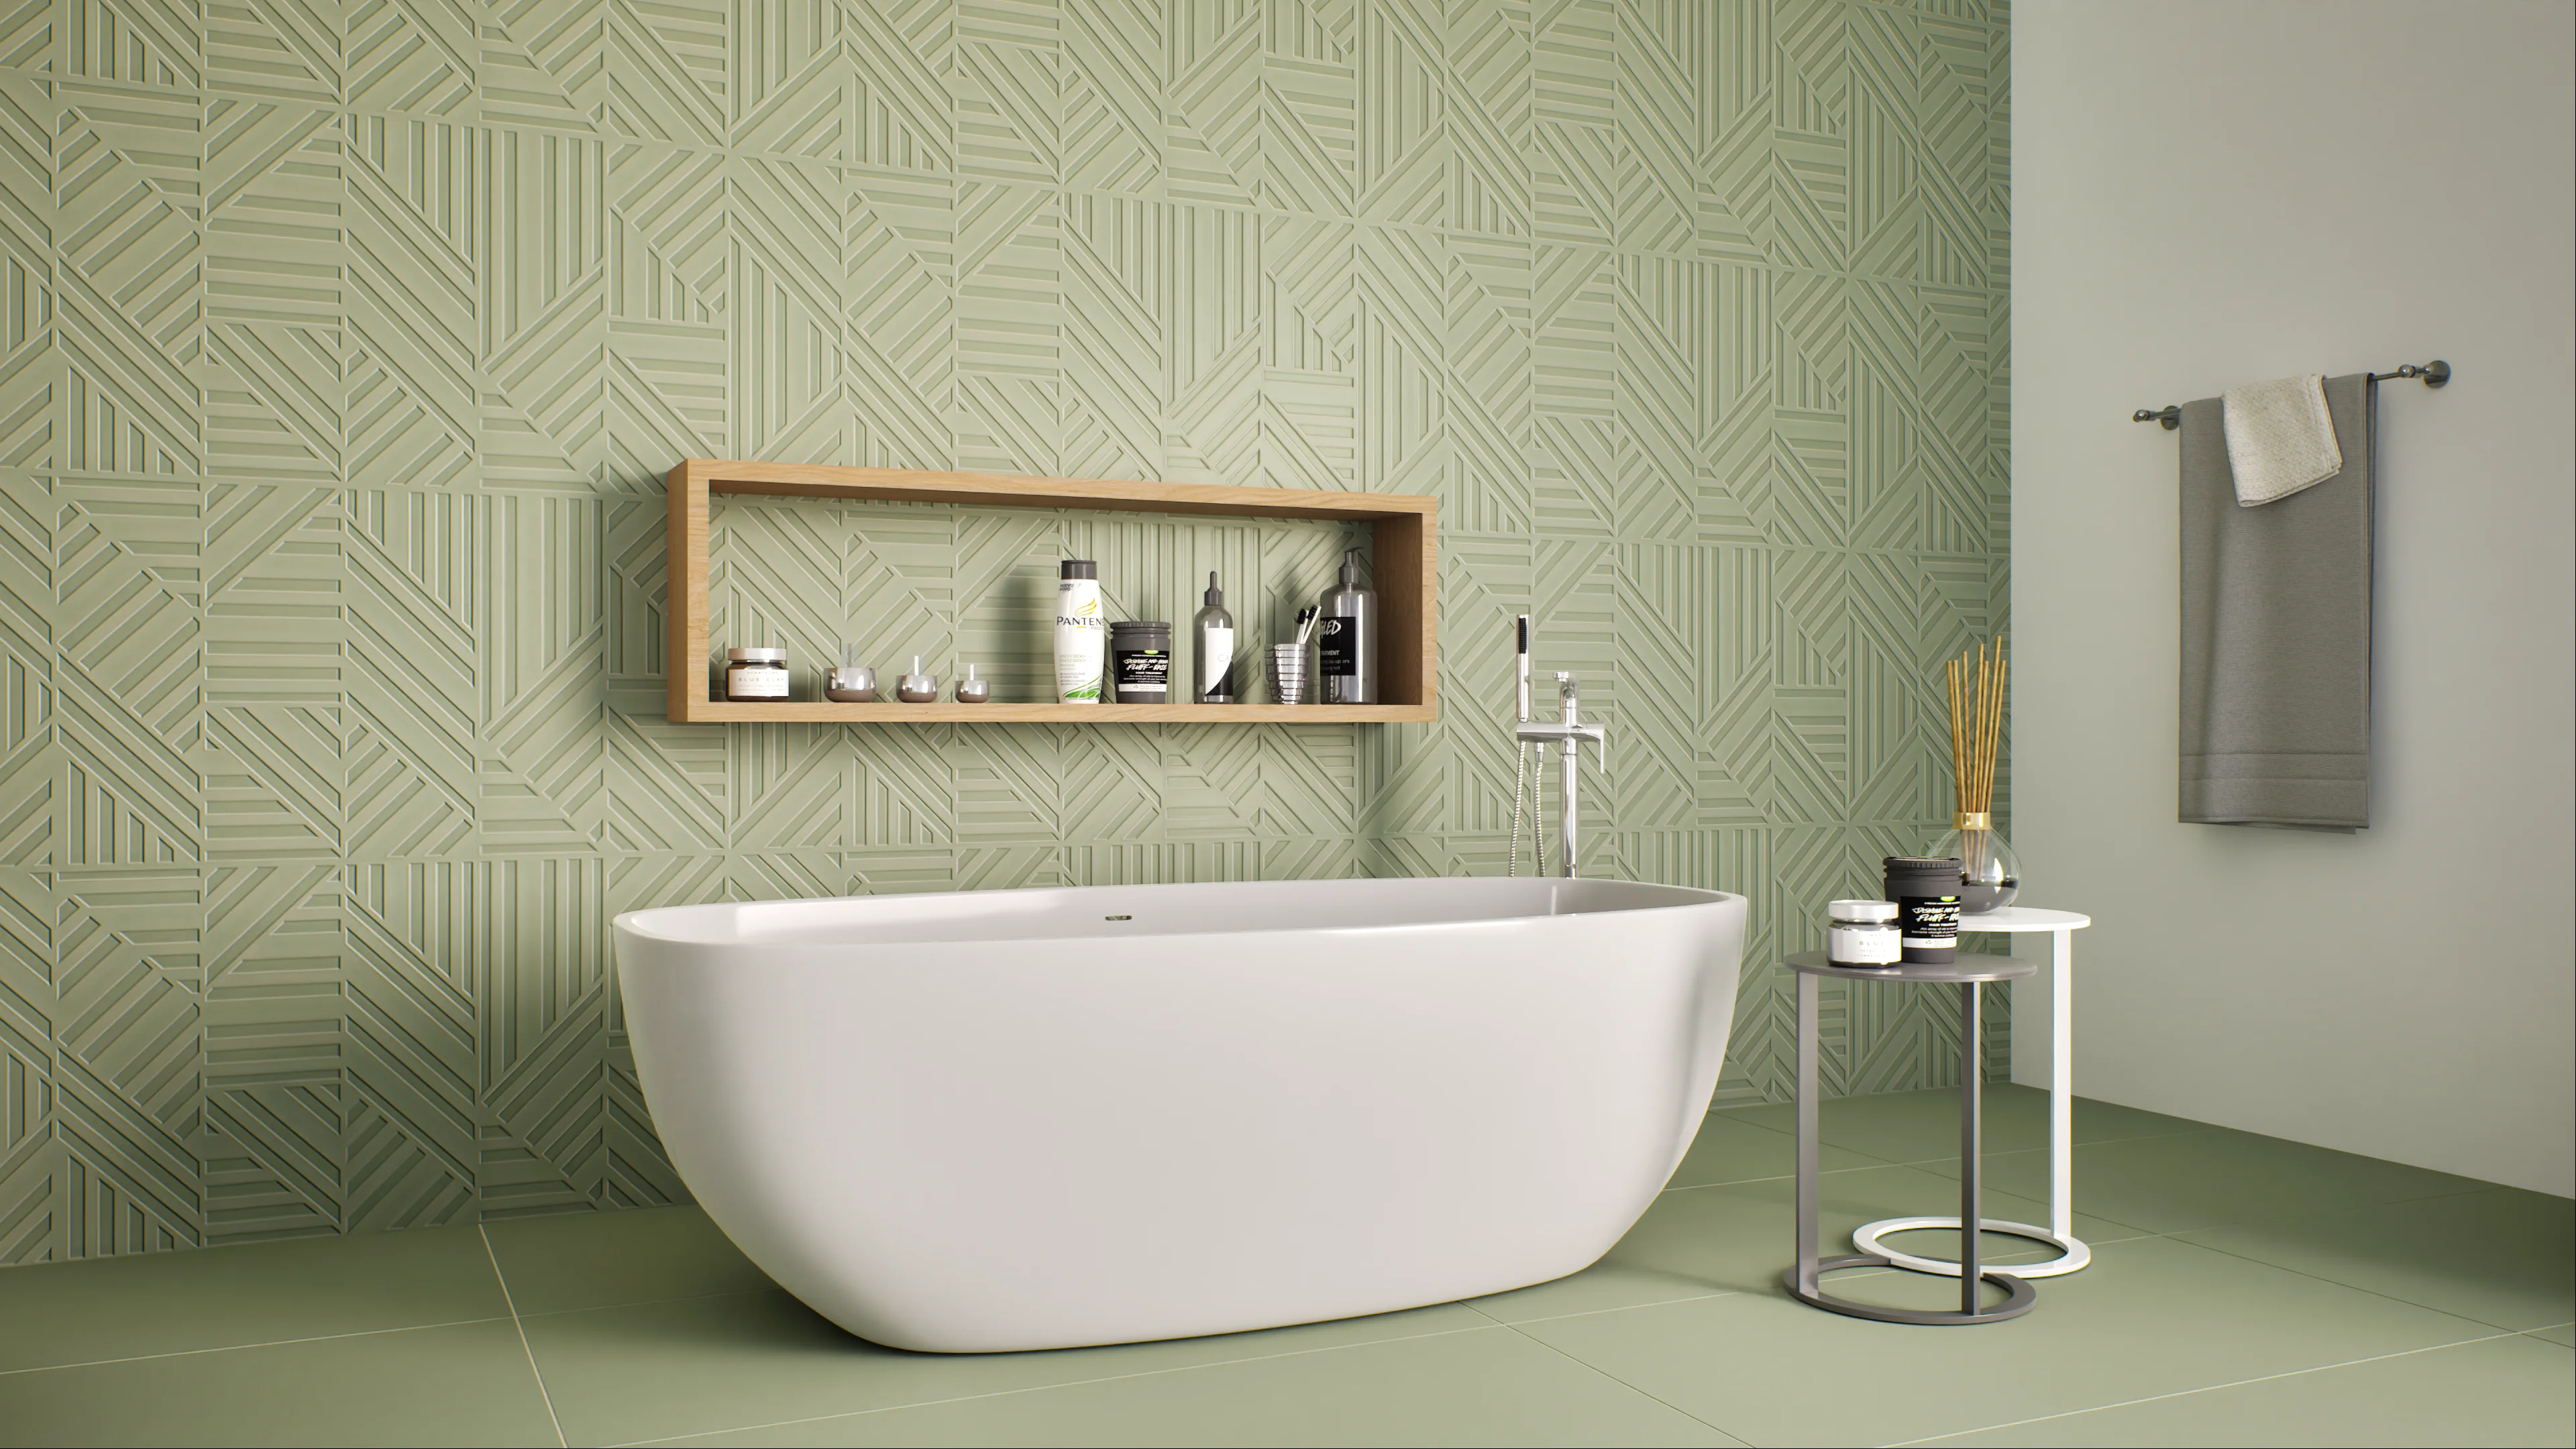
[1508,616,1544,876]
[1507,616,1607,879]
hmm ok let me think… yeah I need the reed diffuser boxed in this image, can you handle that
[1932,635,2020,913]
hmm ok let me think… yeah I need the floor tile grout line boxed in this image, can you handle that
[514,1284,790,1323]
[1656,1167,2169,1246]
[605,1322,1513,1448]
[1478,1287,1744,1327]
[1458,1299,1509,1327]
[1664,1138,2509,1245]
[1593,1198,2551,1342]
[1881,1328,2539,1446]
[1714,1100,2526,1201]
[480,1225,570,1449]
[1699,1161,2169,1242]
[1856,1124,2216,1171]
[1697,1120,1909,1169]
[1485,1309,1755,1446]
[2167,1231,2576,1337]
[1464,1246,2078,1332]
[1708,1099,2221,1155]
[2174,1180,2530,1226]
[0,1316,519,1378]
[1924,1173,2510,1231]
[1832,1134,2514,1217]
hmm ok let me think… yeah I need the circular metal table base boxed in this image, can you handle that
[1852,1216,2093,1279]
[1782,1254,2038,1326]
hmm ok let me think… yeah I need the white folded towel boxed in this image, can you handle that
[2221,374,2343,506]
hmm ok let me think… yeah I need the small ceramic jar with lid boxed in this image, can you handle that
[725,647,790,701]
[1824,899,1900,968]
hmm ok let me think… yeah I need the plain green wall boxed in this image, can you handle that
[2014,0,2573,1196]
[0,0,2010,1263]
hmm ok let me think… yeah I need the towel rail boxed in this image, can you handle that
[2131,360,2450,429]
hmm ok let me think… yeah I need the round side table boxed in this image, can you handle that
[1849,906,2094,1279]
[1780,951,2038,1326]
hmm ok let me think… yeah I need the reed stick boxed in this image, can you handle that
[1986,640,2003,810]
[1943,634,2005,820]
[1946,657,1964,816]
[1972,645,1984,810]
[1980,645,1996,880]
[1978,639,1996,810]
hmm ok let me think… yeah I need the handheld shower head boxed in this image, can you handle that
[1515,614,1532,722]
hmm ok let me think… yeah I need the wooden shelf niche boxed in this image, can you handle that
[664,461,1438,724]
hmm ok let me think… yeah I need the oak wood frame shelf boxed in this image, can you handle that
[666,460,1438,724]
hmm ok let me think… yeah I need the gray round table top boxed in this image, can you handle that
[1781,950,2036,983]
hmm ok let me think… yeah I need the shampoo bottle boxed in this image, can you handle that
[1192,571,1236,703]
[1319,547,1377,704]
[1055,559,1104,703]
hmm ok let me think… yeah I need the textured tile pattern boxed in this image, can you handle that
[0,0,2010,1264]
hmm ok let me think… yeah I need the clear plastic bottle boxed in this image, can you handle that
[1193,571,1236,703]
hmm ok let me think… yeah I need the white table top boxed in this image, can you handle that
[1957,905,2090,932]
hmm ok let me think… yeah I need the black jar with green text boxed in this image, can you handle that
[1882,855,1965,965]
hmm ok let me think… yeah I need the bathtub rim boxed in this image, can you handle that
[611,874,1741,953]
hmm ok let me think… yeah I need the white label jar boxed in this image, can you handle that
[1825,898,1900,967]
[725,647,790,700]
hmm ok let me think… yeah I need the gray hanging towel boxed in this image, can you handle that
[2178,372,2373,830]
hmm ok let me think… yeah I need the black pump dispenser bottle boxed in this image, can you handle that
[1320,547,1378,704]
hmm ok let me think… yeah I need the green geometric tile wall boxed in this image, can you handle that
[0,0,2008,1263]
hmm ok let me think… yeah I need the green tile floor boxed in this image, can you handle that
[1,1086,2567,1448]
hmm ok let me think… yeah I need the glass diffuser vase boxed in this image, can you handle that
[1930,812,2020,914]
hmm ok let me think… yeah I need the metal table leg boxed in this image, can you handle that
[1794,971,1820,1299]
[1849,928,2093,1278]
[2047,926,2080,1249]
[1959,979,1983,1314]
[1783,973,2035,1326]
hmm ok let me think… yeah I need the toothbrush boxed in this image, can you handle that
[1293,604,1318,651]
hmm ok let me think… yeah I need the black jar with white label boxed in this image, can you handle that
[1110,621,1172,704]
[1883,855,1966,965]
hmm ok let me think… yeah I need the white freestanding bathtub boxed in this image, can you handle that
[612,875,1747,1353]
